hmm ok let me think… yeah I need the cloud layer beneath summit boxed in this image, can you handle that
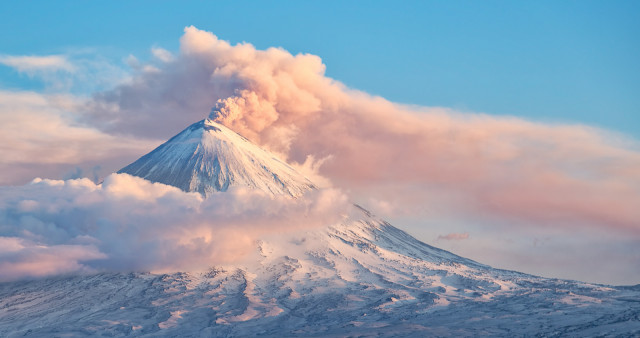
[0,174,349,281]
[85,26,640,235]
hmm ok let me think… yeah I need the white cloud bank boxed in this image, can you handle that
[0,174,349,282]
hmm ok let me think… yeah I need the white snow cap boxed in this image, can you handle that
[118,115,315,197]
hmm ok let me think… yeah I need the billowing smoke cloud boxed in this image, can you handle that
[0,174,349,281]
[85,26,640,235]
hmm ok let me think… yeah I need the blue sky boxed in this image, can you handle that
[1,1,638,137]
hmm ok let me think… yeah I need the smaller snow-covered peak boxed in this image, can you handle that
[118,117,315,197]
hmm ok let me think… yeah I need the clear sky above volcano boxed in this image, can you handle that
[1,1,638,137]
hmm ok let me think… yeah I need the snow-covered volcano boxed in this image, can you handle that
[1,116,639,337]
[118,118,315,197]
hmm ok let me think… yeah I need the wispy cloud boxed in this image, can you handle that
[0,51,130,94]
[0,54,74,73]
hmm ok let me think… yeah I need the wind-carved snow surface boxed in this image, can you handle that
[118,118,315,197]
[1,117,639,337]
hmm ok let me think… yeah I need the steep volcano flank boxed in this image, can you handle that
[118,118,315,197]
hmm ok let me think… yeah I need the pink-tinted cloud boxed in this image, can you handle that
[0,27,638,284]
[0,237,106,280]
[0,91,159,185]
[83,27,640,235]
[0,55,74,73]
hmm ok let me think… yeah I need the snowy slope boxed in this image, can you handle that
[118,118,315,197]
[1,209,639,337]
